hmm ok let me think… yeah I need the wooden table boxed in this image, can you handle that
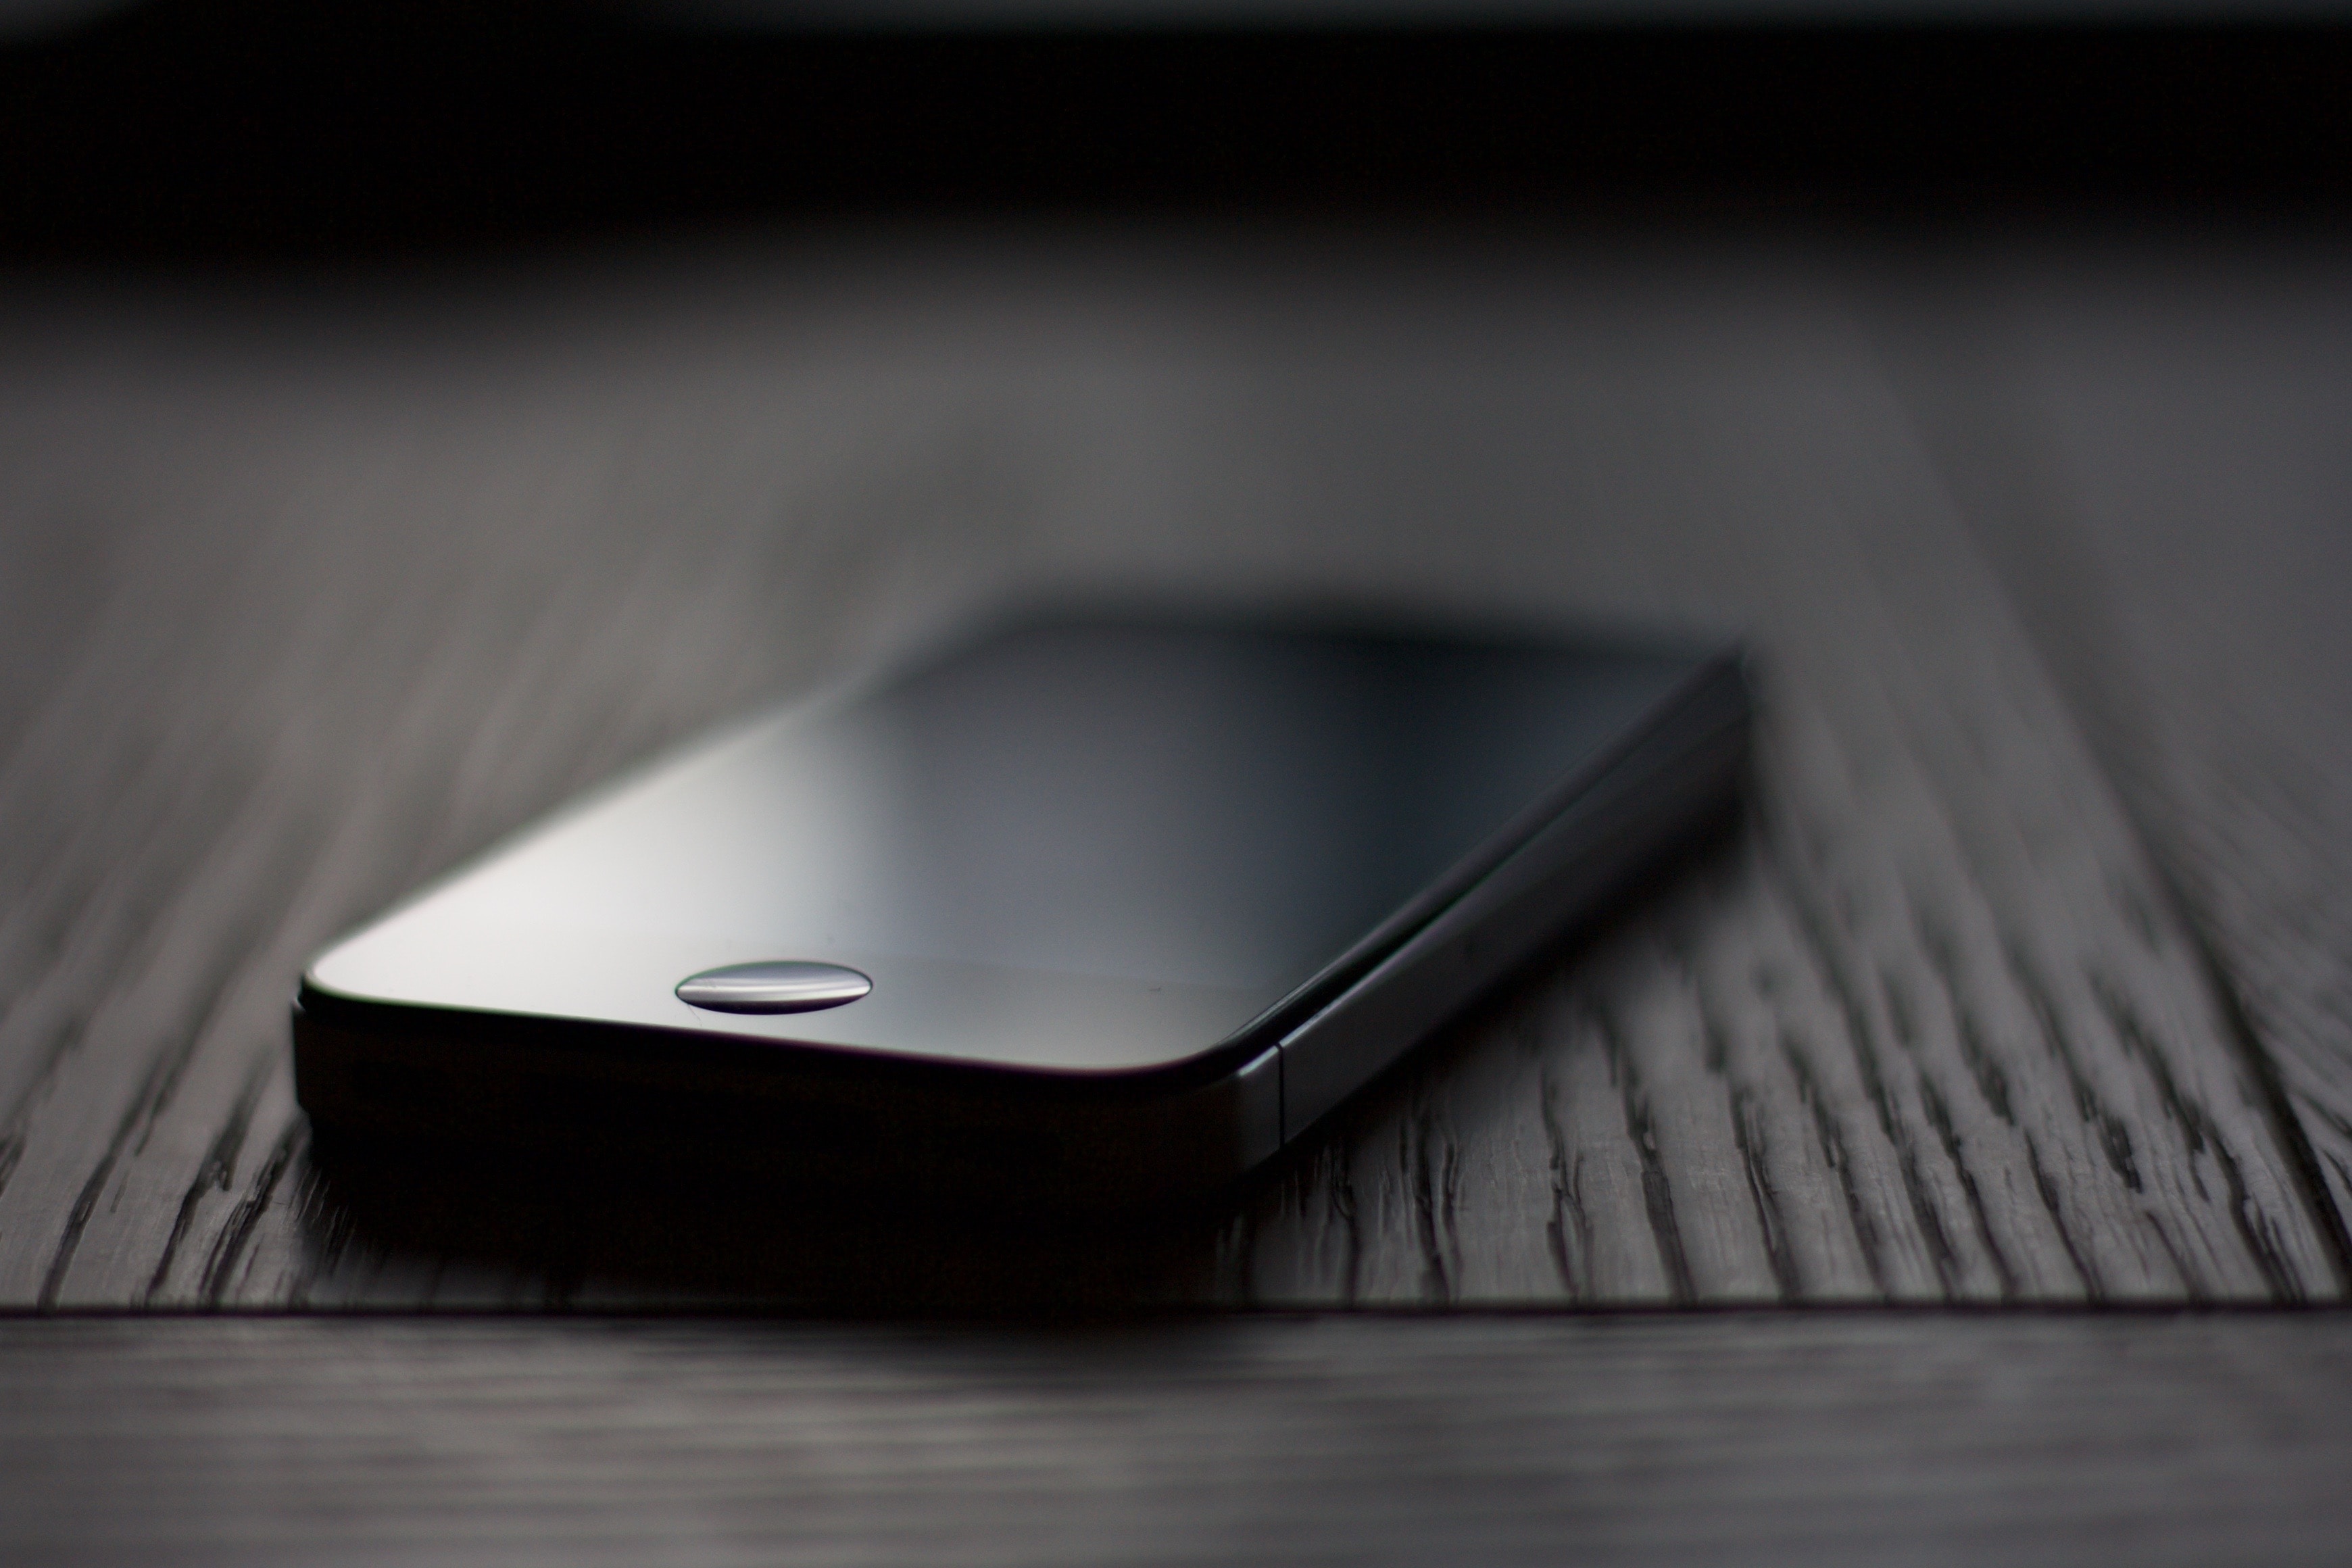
[4,224,2351,1559]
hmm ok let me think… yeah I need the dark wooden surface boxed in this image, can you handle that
[10,1310,2352,1567]
[5,225,2352,1554]
[1876,235,2352,1248]
[2,230,2341,1309]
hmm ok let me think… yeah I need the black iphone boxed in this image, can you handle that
[294,608,1750,1207]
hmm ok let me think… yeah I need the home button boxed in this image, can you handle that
[675,960,873,1014]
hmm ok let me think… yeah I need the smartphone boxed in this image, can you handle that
[294,609,1750,1207]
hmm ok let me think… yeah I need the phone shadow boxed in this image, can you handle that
[301,1123,1244,1311]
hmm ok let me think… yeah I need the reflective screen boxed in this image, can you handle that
[314,616,1701,1071]
[662,619,1690,993]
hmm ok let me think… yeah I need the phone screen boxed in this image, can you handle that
[311,616,1698,1072]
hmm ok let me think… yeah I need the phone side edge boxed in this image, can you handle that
[1271,652,1754,1150]
[1208,641,1752,1064]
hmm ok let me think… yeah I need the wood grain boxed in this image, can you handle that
[9,1310,2352,1567]
[0,232,2334,1306]
[1871,237,2352,1277]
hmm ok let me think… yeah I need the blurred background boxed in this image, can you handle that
[3,0,2350,258]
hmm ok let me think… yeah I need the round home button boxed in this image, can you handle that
[676,960,873,1014]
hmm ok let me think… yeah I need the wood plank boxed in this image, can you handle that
[0,232,2331,1306]
[1871,235,2352,1277]
[8,1310,2352,1567]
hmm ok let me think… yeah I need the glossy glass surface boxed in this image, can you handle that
[309,616,1702,1073]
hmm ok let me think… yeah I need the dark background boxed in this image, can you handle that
[5,0,2351,262]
